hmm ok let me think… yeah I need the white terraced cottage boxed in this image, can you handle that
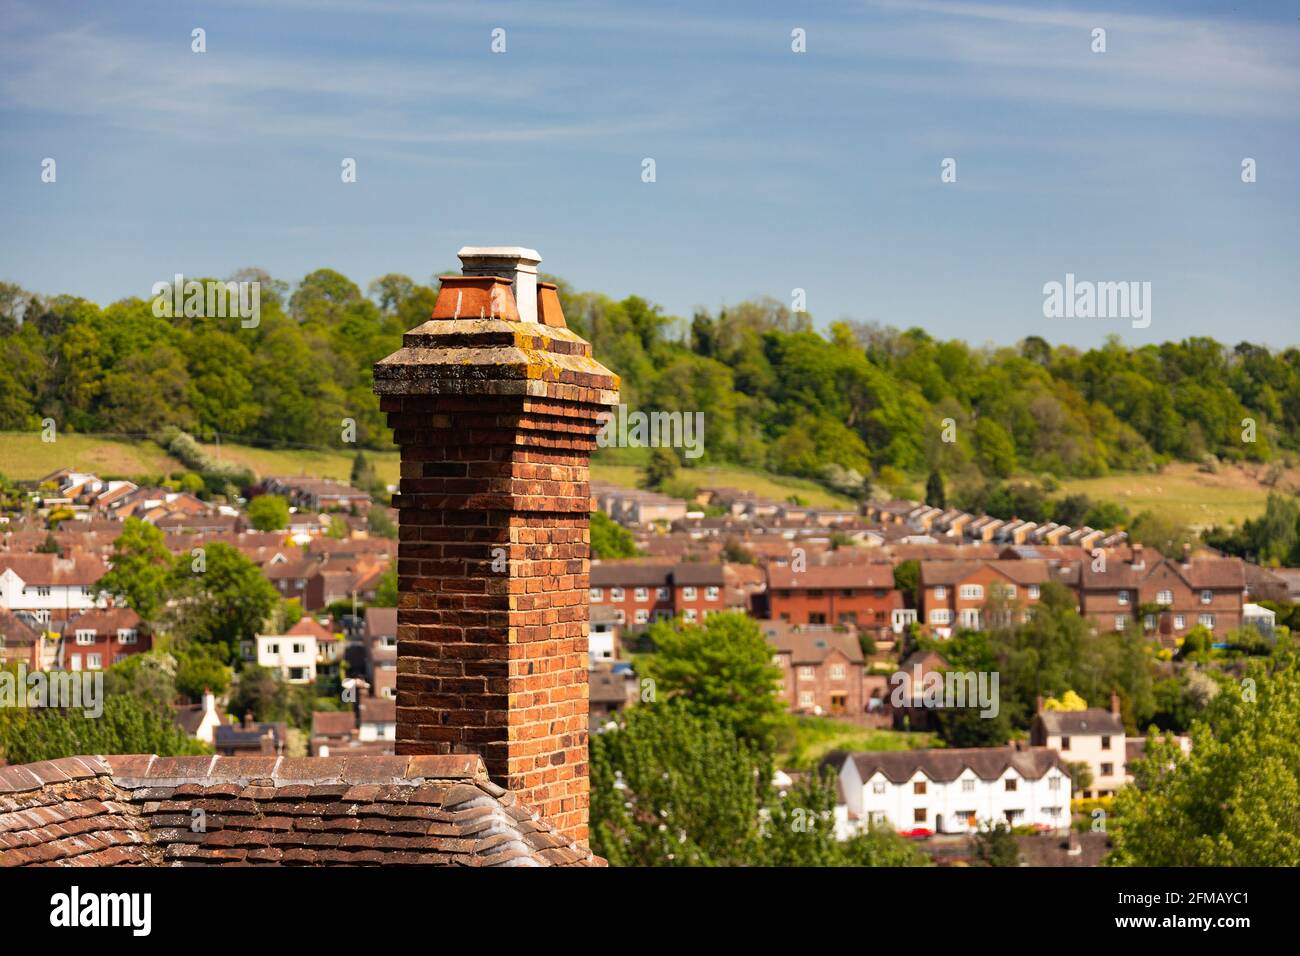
[837,746,1073,836]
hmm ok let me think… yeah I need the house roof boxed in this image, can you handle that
[65,606,143,634]
[288,616,337,642]
[758,621,864,664]
[1034,708,1124,736]
[0,553,106,587]
[312,711,358,737]
[766,563,894,590]
[843,746,1067,784]
[0,609,40,645]
[365,606,398,638]
[589,562,672,588]
[0,754,597,866]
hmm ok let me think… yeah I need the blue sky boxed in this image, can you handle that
[1,0,1297,348]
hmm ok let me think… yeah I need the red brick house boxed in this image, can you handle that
[62,606,150,670]
[919,559,1074,636]
[588,561,727,629]
[759,620,865,716]
[1078,544,1246,641]
[765,563,901,636]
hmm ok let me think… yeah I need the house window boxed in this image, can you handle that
[589,588,603,601]
[1028,585,1040,599]
[798,691,814,708]
[961,778,975,793]
[634,609,649,624]
[1101,763,1114,776]
[808,613,827,625]
[1061,736,1071,751]
[1004,778,1018,792]
[682,587,698,601]
[655,587,669,600]
[614,610,626,624]
[117,629,138,644]
[913,781,926,795]
[1117,590,1130,606]
[959,584,983,600]
[113,654,127,664]
[634,587,648,601]
[798,666,815,681]
[683,609,697,623]
[930,609,953,625]
[1114,616,1126,632]
[1199,613,1215,629]
[1143,614,1156,631]
[1156,590,1173,606]
[1003,585,1017,598]
[75,630,95,645]
[1174,614,1185,630]
[1100,736,1111,750]
[934,586,946,600]
[292,643,305,655]
[871,781,886,795]
[1200,589,1213,605]
[1049,777,1061,791]
[706,586,719,600]
[610,587,625,601]
[829,664,845,680]
[913,809,927,824]
[86,654,102,669]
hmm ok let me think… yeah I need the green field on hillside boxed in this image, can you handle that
[591,460,856,510]
[776,716,933,770]
[0,432,399,486]
[1058,462,1293,530]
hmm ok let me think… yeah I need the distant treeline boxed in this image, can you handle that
[2,274,1297,500]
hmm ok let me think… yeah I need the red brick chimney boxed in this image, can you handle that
[373,246,619,844]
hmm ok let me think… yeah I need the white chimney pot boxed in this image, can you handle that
[457,246,541,323]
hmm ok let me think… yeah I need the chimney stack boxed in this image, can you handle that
[1110,691,1121,717]
[373,245,619,844]
[1130,543,1144,569]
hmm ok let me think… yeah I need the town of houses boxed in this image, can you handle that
[1,466,1293,862]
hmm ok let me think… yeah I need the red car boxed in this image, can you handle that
[899,828,934,839]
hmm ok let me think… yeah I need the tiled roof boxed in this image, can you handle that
[1034,708,1124,736]
[0,553,106,587]
[760,622,864,665]
[766,563,895,590]
[843,746,1066,784]
[0,755,598,867]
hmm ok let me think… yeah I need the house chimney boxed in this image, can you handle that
[1181,542,1192,565]
[457,246,541,324]
[1035,694,1044,714]
[242,709,253,730]
[1130,543,1144,569]
[202,688,215,717]
[1110,692,1121,717]
[373,245,619,844]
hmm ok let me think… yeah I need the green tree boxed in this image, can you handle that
[0,695,208,763]
[247,494,290,532]
[972,821,1021,867]
[642,447,679,490]
[640,612,785,746]
[372,567,398,607]
[893,559,921,606]
[1108,654,1300,866]
[165,542,278,661]
[97,517,174,621]
[925,469,946,509]
[591,510,638,559]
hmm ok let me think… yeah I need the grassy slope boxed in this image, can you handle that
[1058,461,1298,530]
[3,433,1289,530]
[591,461,856,510]
[0,432,399,486]
[777,716,934,770]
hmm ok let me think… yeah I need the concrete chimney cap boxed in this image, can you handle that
[457,246,541,271]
